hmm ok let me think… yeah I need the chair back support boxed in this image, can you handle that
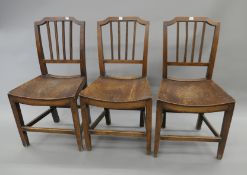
[163,17,220,79]
[97,16,149,77]
[34,17,86,77]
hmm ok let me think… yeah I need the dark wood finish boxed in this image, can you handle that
[198,22,206,62]
[110,22,114,59]
[184,22,188,62]
[176,22,179,62]
[26,108,55,127]
[54,21,60,60]
[162,16,220,79]
[90,111,106,129]
[160,135,221,142]
[104,108,111,125]
[125,21,129,60]
[154,17,235,159]
[8,17,88,151]
[46,22,53,60]
[97,16,149,76]
[191,22,197,62]
[139,109,145,127]
[80,77,151,103]
[132,21,137,60]
[80,16,152,154]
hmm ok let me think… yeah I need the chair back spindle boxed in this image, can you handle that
[163,17,220,79]
[97,16,149,77]
[34,17,86,77]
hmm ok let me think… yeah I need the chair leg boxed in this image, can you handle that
[8,96,30,147]
[154,102,162,157]
[196,113,204,130]
[139,109,145,127]
[217,103,235,160]
[161,111,166,128]
[70,100,83,151]
[104,108,111,125]
[81,102,92,150]
[50,106,60,123]
[145,100,152,155]
[86,104,91,124]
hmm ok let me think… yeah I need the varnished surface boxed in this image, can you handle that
[80,77,152,103]
[9,74,85,100]
[158,79,235,107]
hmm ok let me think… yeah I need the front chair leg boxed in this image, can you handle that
[8,96,30,147]
[104,108,111,125]
[154,102,162,157]
[196,113,204,130]
[139,109,145,127]
[145,100,152,155]
[70,100,83,151]
[217,103,235,160]
[50,106,60,123]
[81,101,92,150]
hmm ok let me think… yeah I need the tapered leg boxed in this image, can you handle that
[139,109,145,127]
[50,106,60,123]
[81,100,92,150]
[8,96,30,146]
[70,100,83,151]
[217,103,235,160]
[145,100,152,155]
[196,113,204,130]
[154,101,162,157]
[104,108,111,125]
[161,111,166,128]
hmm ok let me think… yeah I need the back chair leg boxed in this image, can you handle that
[161,111,166,128]
[81,103,92,150]
[86,105,91,124]
[217,103,235,160]
[9,96,30,147]
[145,100,152,155]
[70,100,83,151]
[104,108,111,125]
[196,113,204,130]
[140,109,145,127]
[50,106,60,123]
[154,102,162,157]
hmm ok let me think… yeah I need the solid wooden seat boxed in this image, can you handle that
[80,17,152,154]
[80,77,151,103]
[158,79,234,107]
[154,17,235,160]
[9,75,85,101]
[8,17,87,151]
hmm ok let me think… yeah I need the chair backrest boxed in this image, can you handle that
[97,16,149,77]
[163,16,220,79]
[34,17,86,77]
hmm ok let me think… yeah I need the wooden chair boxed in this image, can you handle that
[154,17,235,159]
[8,17,88,151]
[79,17,152,154]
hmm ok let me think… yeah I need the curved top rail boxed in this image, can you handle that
[98,16,149,26]
[34,16,84,26]
[164,16,220,26]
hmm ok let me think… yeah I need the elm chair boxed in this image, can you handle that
[8,17,88,151]
[80,17,152,154]
[154,17,235,159]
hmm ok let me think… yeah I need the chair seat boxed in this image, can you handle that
[9,74,86,100]
[158,79,235,107]
[80,77,152,103]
